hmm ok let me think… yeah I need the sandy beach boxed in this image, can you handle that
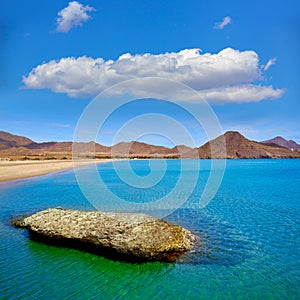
[0,159,112,183]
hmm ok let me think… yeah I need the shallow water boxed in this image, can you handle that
[0,159,299,299]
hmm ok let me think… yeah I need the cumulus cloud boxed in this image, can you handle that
[56,1,95,33]
[22,48,285,104]
[263,58,276,71]
[214,16,231,30]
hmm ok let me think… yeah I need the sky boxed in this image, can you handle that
[1,0,299,146]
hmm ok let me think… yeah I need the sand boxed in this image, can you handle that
[0,159,112,183]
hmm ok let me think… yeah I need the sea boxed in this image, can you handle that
[0,159,299,299]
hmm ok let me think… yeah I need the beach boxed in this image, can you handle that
[0,159,112,183]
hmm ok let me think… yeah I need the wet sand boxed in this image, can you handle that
[0,159,112,183]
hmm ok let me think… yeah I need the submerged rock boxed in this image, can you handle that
[12,208,196,262]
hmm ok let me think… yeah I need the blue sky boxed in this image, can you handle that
[1,0,299,146]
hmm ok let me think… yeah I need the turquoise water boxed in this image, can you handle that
[0,159,299,299]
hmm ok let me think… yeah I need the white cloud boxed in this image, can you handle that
[214,16,231,30]
[197,84,284,103]
[56,1,95,33]
[22,48,285,104]
[263,58,276,71]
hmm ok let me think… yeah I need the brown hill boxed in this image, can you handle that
[0,131,180,159]
[32,141,110,154]
[0,131,34,150]
[171,145,194,154]
[111,141,175,157]
[198,131,300,158]
[0,130,299,160]
[261,136,300,151]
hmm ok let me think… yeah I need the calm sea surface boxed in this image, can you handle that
[0,159,299,299]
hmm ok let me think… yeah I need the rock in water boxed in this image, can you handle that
[12,208,196,262]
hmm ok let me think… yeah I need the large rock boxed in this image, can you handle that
[12,208,196,262]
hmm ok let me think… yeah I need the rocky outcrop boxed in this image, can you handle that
[197,131,300,158]
[12,208,196,262]
[261,136,300,151]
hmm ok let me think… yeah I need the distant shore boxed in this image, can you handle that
[0,159,112,183]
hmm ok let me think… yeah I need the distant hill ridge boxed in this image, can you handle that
[196,131,300,158]
[261,136,300,151]
[0,131,33,150]
[0,130,299,159]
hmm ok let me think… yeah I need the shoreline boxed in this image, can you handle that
[1,157,298,184]
[0,159,113,183]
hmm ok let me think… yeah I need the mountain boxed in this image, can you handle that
[261,136,300,151]
[0,131,182,159]
[0,130,299,160]
[171,145,194,154]
[197,131,300,158]
[111,141,174,157]
[28,141,111,154]
[0,131,34,150]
